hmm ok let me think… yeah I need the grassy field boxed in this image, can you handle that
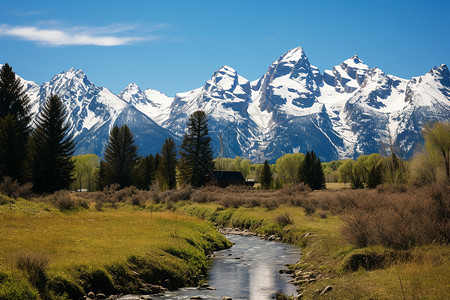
[0,196,230,299]
[0,184,448,299]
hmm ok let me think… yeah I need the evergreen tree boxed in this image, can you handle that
[29,95,75,193]
[260,160,273,190]
[100,124,140,188]
[298,151,326,190]
[135,155,156,190]
[367,162,383,189]
[0,63,33,181]
[157,138,177,190]
[179,111,214,187]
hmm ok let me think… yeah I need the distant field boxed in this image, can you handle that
[325,182,351,189]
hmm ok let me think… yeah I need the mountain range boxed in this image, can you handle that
[4,46,449,162]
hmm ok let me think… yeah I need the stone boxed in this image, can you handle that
[96,293,107,299]
[199,283,209,289]
[87,292,95,298]
[320,285,333,295]
[222,297,233,300]
[164,278,171,290]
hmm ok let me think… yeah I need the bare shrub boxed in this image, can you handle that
[218,194,246,208]
[302,198,317,215]
[53,190,76,211]
[261,198,279,210]
[0,176,33,199]
[281,183,311,195]
[15,252,49,291]
[275,212,294,226]
[93,192,104,211]
[341,213,374,247]
[191,190,213,203]
[341,184,450,249]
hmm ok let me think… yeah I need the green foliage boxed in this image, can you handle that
[322,160,344,183]
[29,95,75,193]
[100,124,140,189]
[423,121,450,181]
[0,64,33,182]
[0,274,39,300]
[157,138,177,190]
[298,151,325,190]
[338,159,364,188]
[179,111,214,187]
[214,156,251,178]
[275,153,304,184]
[260,160,273,189]
[71,154,99,192]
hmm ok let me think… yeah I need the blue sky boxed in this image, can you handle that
[1,0,449,96]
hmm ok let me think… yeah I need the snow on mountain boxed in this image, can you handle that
[4,46,449,163]
[162,65,260,158]
[341,68,408,156]
[29,68,177,157]
[395,64,450,157]
[250,47,343,161]
[323,55,369,93]
[118,83,173,124]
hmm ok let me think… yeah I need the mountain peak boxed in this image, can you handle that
[279,46,307,63]
[341,55,368,70]
[215,65,238,77]
[124,82,141,92]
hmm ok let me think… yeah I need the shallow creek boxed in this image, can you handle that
[119,233,301,300]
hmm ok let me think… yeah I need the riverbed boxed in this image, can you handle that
[119,233,301,300]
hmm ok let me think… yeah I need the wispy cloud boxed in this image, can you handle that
[8,10,46,17]
[0,23,162,46]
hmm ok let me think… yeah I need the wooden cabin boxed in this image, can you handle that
[206,171,247,188]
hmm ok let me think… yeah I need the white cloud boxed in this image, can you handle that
[0,23,158,46]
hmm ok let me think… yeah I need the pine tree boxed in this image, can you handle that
[298,151,325,190]
[29,95,75,193]
[367,162,383,189]
[100,124,140,188]
[157,138,177,190]
[0,63,33,181]
[135,155,156,190]
[260,160,273,190]
[179,111,214,187]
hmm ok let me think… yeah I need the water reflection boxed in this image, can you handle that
[122,234,300,300]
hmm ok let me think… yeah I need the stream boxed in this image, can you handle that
[119,233,301,300]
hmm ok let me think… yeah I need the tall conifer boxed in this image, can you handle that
[179,111,213,187]
[260,160,273,189]
[298,150,325,190]
[157,138,177,190]
[0,63,32,181]
[29,95,75,193]
[101,124,140,188]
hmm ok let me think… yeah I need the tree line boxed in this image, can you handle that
[2,63,449,194]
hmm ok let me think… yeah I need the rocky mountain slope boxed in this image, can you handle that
[4,46,449,162]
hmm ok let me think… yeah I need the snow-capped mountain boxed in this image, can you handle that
[249,47,343,161]
[161,65,260,158]
[118,83,173,124]
[5,45,449,162]
[28,68,177,157]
